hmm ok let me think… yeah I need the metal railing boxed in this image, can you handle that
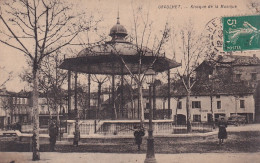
[67,120,214,136]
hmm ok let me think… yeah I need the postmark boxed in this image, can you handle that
[222,15,260,51]
[204,17,231,58]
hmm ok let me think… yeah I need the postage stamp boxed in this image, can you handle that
[222,15,260,52]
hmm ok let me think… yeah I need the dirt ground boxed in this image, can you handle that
[0,131,259,154]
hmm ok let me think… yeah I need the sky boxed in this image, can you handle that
[0,0,259,92]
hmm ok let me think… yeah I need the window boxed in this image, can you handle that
[251,73,257,81]
[193,115,201,122]
[12,97,16,104]
[24,116,27,123]
[217,101,221,109]
[146,103,150,109]
[177,101,182,109]
[235,74,241,80]
[216,95,220,98]
[240,100,245,108]
[41,105,45,113]
[22,98,25,104]
[192,101,201,108]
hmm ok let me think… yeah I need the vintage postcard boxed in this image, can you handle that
[0,0,259,162]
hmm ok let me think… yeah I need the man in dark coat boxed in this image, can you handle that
[134,125,145,151]
[49,121,59,151]
[218,117,227,145]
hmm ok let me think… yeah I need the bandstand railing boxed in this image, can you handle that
[66,120,214,136]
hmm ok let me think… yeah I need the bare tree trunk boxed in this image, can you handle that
[186,90,191,133]
[139,83,144,126]
[32,67,40,160]
[210,95,215,128]
[131,93,135,119]
[46,92,52,123]
[56,101,59,126]
[130,78,135,119]
[55,59,60,127]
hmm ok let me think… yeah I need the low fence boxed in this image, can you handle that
[21,124,66,134]
[67,120,213,136]
[5,121,213,136]
[173,123,213,134]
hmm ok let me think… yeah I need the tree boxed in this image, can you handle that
[175,21,209,132]
[77,83,89,120]
[122,76,137,119]
[39,52,67,128]
[0,0,95,160]
[90,74,109,132]
[110,4,170,125]
[21,52,68,120]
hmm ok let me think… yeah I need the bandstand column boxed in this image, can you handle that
[112,74,115,119]
[121,64,124,118]
[153,83,156,120]
[74,72,78,119]
[167,69,171,119]
[97,82,101,120]
[74,72,80,145]
[68,70,71,119]
[88,74,91,120]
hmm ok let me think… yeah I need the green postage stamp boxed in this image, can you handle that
[222,15,260,52]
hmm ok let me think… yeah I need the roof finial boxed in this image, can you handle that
[117,5,120,24]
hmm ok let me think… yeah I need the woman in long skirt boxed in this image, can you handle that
[218,117,227,145]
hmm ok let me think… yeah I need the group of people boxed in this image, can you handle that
[48,119,81,151]
[132,118,228,151]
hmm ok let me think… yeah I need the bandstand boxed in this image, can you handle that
[60,16,180,122]
[60,15,180,163]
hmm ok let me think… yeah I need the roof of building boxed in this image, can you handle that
[217,54,260,66]
[0,89,31,98]
[156,80,256,97]
[196,54,260,71]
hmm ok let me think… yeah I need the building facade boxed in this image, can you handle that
[124,54,259,123]
[0,89,32,128]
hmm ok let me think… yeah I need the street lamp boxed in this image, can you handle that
[144,68,157,163]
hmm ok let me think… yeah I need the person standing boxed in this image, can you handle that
[134,125,145,151]
[49,121,59,151]
[218,117,227,145]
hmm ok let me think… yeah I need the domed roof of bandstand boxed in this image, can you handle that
[59,17,180,75]
[109,16,128,41]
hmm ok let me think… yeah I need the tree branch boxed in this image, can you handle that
[0,16,33,59]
